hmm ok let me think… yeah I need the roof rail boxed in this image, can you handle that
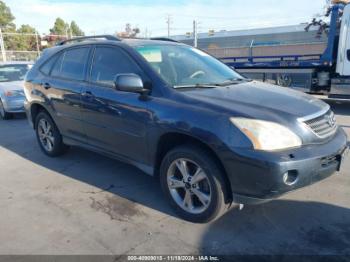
[57,35,121,46]
[150,37,179,43]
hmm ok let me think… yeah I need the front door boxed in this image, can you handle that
[80,45,152,164]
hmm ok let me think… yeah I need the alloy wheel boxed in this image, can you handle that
[38,118,55,152]
[167,158,212,214]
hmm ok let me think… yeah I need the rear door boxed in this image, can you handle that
[80,45,152,164]
[47,46,91,141]
[337,4,350,76]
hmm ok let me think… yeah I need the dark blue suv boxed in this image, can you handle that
[24,35,348,223]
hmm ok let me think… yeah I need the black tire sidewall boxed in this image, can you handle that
[35,112,66,157]
[0,100,12,120]
[160,145,228,223]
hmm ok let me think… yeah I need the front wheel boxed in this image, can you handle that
[160,145,231,223]
[0,99,13,120]
[35,111,69,157]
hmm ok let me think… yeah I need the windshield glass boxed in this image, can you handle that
[135,44,244,88]
[0,64,30,82]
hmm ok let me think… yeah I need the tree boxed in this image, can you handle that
[16,25,38,50]
[70,21,84,36]
[4,24,38,51]
[50,18,69,36]
[0,0,15,31]
[0,1,40,60]
[17,24,36,34]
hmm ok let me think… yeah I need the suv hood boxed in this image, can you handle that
[182,81,328,121]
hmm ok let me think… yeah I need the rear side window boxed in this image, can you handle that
[51,54,64,77]
[91,46,141,86]
[51,47,90,81]
[40,54,58,75]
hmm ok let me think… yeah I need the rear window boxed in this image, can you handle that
[51,47,90,81]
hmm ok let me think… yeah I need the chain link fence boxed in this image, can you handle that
[0,31,79,62]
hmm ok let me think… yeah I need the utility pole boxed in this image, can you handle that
[166,15,172,38]
[193,20,198,48]
[65,27,70,39]
[0,28,6,62]
[35,32,40,58]
[249,39,255,62]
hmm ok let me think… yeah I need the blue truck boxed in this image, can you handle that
[222,1,350,99]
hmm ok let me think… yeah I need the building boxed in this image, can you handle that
[171,24,328,58]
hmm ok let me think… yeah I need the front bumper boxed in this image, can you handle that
[2,97,25,113]
[222,128,348,204]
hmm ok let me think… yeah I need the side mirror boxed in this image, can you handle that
[114,74,147,94]
[347,49,350,61]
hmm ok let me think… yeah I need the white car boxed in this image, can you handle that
[0,62,33,120]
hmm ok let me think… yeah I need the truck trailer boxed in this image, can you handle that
[222,1,350,99]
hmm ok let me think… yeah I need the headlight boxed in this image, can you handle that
[230,117,302,151]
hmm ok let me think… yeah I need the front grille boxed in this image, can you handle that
[304,110,337,138]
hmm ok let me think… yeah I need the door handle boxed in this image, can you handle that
[82,91,94,98]
[42,83,51,90]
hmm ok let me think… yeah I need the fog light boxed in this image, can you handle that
[283,170,298,186]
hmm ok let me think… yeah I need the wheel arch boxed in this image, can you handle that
[30,103,53,129]
[154,132,233,201]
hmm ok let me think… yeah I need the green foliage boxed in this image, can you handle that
[70,21,84,36]
[15,25,38,51]
[0,0,15,31]
[17,24,36,34]
[0,1,39,52]
[0,3,85,54]
[50,18,69,36]
[48,18,84,41]
[4,24,38,51]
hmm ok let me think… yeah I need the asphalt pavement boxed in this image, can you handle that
[0,100,349,256]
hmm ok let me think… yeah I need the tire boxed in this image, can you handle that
[35,111,68,157]
[160,145,231,223]
[0,99,13,120]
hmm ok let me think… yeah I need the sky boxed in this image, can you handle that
[5,0,327,37]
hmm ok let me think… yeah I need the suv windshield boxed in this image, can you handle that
[135,44,245,88]
[0,64,30,82]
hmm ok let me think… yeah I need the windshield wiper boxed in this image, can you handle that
[174,84,219,89]
[174,78,252,89]
[214,78,251,86]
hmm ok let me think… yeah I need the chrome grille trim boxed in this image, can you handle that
[297,105,330,122]
[300,109,338,139]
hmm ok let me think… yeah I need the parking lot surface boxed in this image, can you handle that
[0,100,349,255]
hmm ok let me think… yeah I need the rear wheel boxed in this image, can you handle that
[35,111,68,157]
[160,145,231,223]
[0,99,13,120]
